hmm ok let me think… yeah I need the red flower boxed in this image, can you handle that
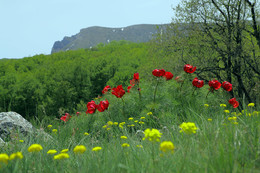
[133,73,139,81]
[86,101,98,114]
[97,100,109,112]
[222,81,232,92]
[163,72,174,80]
[192,77,204,88]
[208,79,221,90]
[102,85,111,94]
[112,85,125,98]
[60,113,71,122]
[184,64,196,73]
[127,86,132,93]
[229,98,239,108]
[130,73,140,86]
[76,112,80,116]
[152,69,166,77]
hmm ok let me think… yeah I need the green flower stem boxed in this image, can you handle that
[153,78,160,103]
[121,97,126,118]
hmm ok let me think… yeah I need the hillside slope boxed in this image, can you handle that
[51,24,167,53]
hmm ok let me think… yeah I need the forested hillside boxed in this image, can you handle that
[0,41,158,118]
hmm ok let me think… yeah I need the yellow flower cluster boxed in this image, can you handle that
[121,136,127,139]
[73,145,86,154]
[54,153,69,160]
[28,144,43,152]
[179,122,198,134]
[61,149,69,153]
[248,103,255,107]
[103,121,120,130]
[147,112,152,116]
[0,154,9,164]
[92,147,102,152]
[143,128,162,142]
[47,150,57,155]
[160,141,174,153]
[121,143,130,147]
[228,116,238,124]
[9,152,23,160]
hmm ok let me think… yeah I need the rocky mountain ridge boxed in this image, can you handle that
[51,24,168,53]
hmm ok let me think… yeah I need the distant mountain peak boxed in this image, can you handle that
[51,24,168,53]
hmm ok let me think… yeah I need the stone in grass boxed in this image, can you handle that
[0,112,53,145]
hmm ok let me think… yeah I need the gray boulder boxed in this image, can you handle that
[0,112,53,145]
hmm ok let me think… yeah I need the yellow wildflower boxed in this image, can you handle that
[107,121,113,126]
[208,118,212,122]
[147,112,152,115]
[119,122,125,129]
[160,141,174,153]
[220,104,226,107]
[121,143,130,148]
[113,122,118,125]
[224,110,230,113]
[134,120,138,123]
[73,145,86,154]
[92,147,102,152]
[140,117,145,120]
[143,128,162,142]
[139,121,144,125]
[54,153,69,160]
[102,125,107,129]
[61,149,69,153]
[47,125,52,129]
[52,129,58,134]
[248,103,255,107]
[204,104,209,107]
[179,122,198,134]
[228,116,237,121]
[128,117,134,120]
[0,154,9,164]
[19,140,24,143]
[84,132,89,136]
[136,145,143,148]
[9,152,23,160]
[47,150,57,155]
[121,136,127,139]
[127,124,135,127]
[28,144,43,152]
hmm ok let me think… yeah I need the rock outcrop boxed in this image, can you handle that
[0,112,52,145]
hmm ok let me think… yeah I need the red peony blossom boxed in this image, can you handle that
[130,73,140,86]
[222,81,232,92]
[97,100,109,112]
[208,79,221,90]
[112,85,125,98]
[127,86,132,93]
[192,77,204,88]
[133,73,139,82]
[86,101,98,114]
[152,69,166,77]
[60,113,71,122]
[163,72,174,80]
[229,98,239,108]
[184,64,196,73]
[102,85,111,94]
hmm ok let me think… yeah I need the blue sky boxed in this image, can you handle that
[0,0,181,59]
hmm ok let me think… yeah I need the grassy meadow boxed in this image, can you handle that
[0,68,259,173]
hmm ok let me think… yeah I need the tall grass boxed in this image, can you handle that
[0,74,259,173]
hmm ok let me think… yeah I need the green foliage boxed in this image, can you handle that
[0,42,155,118]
